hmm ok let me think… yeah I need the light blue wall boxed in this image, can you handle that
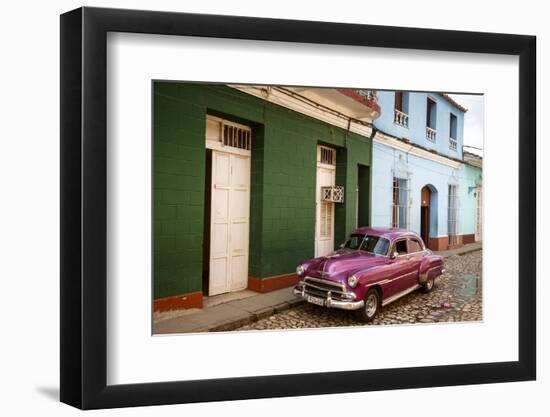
[371,142,463,239]
[461,163,482,235]
[374,91,465,160]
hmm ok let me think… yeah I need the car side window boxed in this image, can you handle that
[408,239,423,253]
[394,239,408,255]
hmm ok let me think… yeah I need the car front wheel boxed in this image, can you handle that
[356,288,380,322]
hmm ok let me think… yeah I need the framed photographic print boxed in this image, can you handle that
[60,6,536,409]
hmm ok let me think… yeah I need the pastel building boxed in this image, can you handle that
[371,91,474,250]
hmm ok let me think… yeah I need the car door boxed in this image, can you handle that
[402,237,424,289]
[386,238,417,296]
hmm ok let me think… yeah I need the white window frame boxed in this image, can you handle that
[392,176,411,229]
[206,115,252,153]
[448,183,460,245]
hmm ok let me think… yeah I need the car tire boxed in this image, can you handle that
[356,288,380,322]
[422,277,435,293]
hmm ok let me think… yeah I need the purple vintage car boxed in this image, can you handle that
[294,227,445,322]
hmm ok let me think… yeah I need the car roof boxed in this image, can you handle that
[351,227,421,242]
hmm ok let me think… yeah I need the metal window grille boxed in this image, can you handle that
[222,121,251,150]
[392,177,410,229]
[448,184,460,245]
[320,201,333,238]
[321,186,344,203]
[318,145,336,166]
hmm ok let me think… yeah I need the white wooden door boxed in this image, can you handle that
[315,146,336,258]
[209,150,251,296]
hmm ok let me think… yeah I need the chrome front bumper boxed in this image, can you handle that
[293,282,364,311]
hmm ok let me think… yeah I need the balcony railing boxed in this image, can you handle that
[356,89,378,101]
[336,89,380,118]
[449,137,457,151]
[426,126,437,142]
[394,109,409,127]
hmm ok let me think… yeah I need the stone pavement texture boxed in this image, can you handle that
[153,243,482,334]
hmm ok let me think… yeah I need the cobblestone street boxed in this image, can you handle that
[234,250,482,331]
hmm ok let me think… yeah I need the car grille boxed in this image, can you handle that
[303,277,351,301]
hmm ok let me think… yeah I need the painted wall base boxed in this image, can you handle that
[462,234,476,244]
[153,291,203,312]
[428,236,449,251]
[428,234,477,251]
[153,274,300,312]
[248,273,300,293]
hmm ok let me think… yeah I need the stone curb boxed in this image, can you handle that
[209,299,305,332]
[441,247,482,258]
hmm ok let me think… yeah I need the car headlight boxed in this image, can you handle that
[296,265,305,276]
[347,275,358,288]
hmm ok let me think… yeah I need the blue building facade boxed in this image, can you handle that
[374,91,465,159]
[371,91,476,250]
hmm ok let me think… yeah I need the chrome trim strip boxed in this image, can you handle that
[370,270,413,287]
[304,276,346,291]
[293,287,364,310]
[381,284,421,307]
[326,298,364,310]
[370,278,390,286]
[376,272,411,286]
[303,281,348,295]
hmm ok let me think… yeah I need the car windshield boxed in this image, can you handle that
[343,234,390,256]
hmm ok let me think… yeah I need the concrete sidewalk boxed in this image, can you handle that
[154,242,482,335]
[435,242,482,258]
[154,287,302,334]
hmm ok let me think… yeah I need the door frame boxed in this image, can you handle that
[315,145,336,258]
[205,116,252,296]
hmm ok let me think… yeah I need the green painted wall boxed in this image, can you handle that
[154,83,372,299]
[461,163,482,235]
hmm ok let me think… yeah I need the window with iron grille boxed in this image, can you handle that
[320,201,333,238]
[222,121,251,150]
[448,184,459,245]
[392,177,410,229]
[318,145,336,166]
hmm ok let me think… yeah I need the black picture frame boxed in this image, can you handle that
[60,6,536,410]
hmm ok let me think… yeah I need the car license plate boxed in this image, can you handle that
[306,295,325,306]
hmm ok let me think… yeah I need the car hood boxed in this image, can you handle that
[304,249,388,282]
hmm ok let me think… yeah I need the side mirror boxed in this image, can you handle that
[390,251,398,259]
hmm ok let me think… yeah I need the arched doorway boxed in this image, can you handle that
[420,184,438,247]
